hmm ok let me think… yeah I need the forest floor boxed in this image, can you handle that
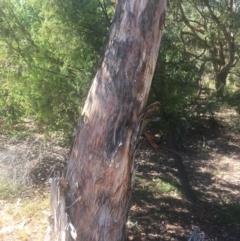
[128,107,240,240]
[0,106,240,241]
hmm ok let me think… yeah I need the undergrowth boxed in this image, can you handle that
[0,179,25,200]
[218,197,240,225]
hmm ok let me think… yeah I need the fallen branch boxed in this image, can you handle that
[188,227,205,241]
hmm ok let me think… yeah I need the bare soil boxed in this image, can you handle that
[128,108,240,240]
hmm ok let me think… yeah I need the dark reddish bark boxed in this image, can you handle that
[48,1,167,240]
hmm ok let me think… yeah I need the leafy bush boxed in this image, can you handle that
[149,26,199,139]
[0,0,114,135]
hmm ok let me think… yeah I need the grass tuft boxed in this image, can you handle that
[0,190,51,241]
[218,202,240,225]
[135,175,180,197]
[0,179,25,200]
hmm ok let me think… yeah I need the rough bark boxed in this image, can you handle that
[215,70,229,97]
[49,1,167,241]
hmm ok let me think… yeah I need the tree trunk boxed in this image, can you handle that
[215,70,228,97]
[49,1,167,241]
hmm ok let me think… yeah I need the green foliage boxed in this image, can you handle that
[0,0,239,141]
[149,23,199,139]
[224,88,240,111]
[7,131,32,141]
[149,0,240,138]
[0,0,114,134]
[176,0,240,96]
[135,175,180,196]
[153,178,180,194]
[218,197,240,225]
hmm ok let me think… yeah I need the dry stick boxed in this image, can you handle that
[66,196,82,210]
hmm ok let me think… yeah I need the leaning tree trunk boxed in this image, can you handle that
[48,1,167,241]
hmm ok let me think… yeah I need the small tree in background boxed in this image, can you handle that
[176,0,240,97]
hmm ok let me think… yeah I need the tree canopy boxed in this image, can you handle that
[0,0,114,132]
[0,0,239,138]
[176,0,240,96]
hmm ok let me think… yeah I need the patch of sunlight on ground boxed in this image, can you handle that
[0,191,50,241]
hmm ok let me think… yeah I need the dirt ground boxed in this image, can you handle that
[128,108,240,240]
[0,107,240,241]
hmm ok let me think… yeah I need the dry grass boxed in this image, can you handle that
[0,133,67,241]
[0,133,67,186]
[0,191,50,241]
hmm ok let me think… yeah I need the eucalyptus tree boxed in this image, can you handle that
[176,0,240,96]
[47,0,167,240]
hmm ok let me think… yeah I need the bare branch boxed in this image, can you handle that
[179,4,206,44]
[203,0,235,71]
[97,0,111,27]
